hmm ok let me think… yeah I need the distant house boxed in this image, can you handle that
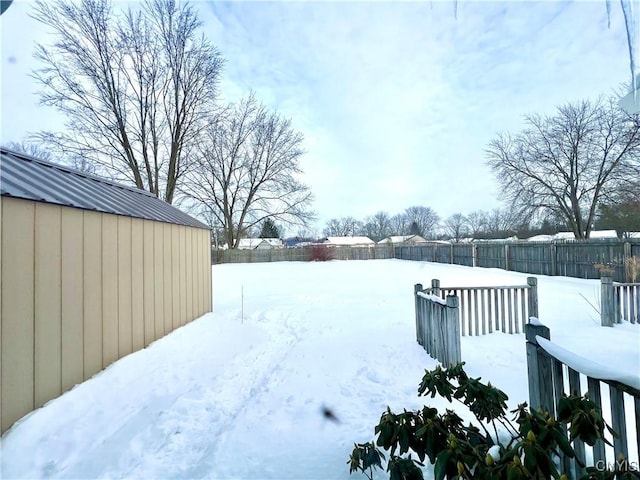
[526,230,619,241]
[237,238,283,250]
[377,235,427,245]
[322,236,375,247]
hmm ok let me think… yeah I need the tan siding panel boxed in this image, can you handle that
[143,220,155,346]
[163,223,173,335]
[83,211,103,380]
[61,208,84,392]
[206,230,212,311]
[131,218,144,351]
[154,221,164,339]
[200,230,206,316]
[34,203,62,407]
[206,230,212,312]
[185,228,196,322]
[102,214,118,368]
[118,216,133,358]
[194,229,202,317]
[0,196,2,429]
[180,226,187,326]
[172,225,180,330]
[1,199,35,432]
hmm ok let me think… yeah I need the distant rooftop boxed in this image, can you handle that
[323,236,375,246]
[0,147,208,229]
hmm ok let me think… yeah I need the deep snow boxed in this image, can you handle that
[1,259,638,479]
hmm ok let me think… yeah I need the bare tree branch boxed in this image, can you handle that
[486,97,640,239]
[30,0,224,204]
[182,95,315,248]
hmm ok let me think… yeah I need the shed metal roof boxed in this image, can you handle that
[0,148,209,229]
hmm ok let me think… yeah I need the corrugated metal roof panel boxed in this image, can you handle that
[0,148,209,230]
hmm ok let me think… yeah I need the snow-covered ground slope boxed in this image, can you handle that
[1,259,638,479]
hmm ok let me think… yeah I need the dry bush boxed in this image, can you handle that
[308,244,334,262]
[625,256,640,282]
[594,262,616,277]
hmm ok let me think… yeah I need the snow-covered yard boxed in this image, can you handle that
[1,259,638,479]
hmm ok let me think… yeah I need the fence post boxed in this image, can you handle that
[525,322,554,413]
[472,243,478,267]
[415,284,423,345]
[550,242,557,276]
[504,244,510,271]
[601,276,614,327]
[527,277,538,319]
[431,279,441,297]
[444,295,461,366]
[623,242,632,282]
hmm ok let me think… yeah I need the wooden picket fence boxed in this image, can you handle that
[526,322,640,479]
[601,277,640,326]
[420,277,538,336]
[414,286,461,367]
[414,278,538,366]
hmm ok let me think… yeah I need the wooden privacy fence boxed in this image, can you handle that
[414,285,461,367]
[601,277,640,326]
[396,239,640,283]
[213,245,394,264]
[526,322,640,479]
[420,277,538,336]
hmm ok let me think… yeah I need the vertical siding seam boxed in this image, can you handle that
[141,221,145,346]
[32,202,36,410]
[59,209,63,393]
[101,214,105,368]
[116,217,120,360]
[81,212,85,381]
[130,218,133,351]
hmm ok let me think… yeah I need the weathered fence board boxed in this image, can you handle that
[526,322,640,479]
[395,239,640,283]
[414,285,461,367]
[424,278,537,336]
[214,245,394,264]
[452,244,474,267]
[601,277,640,325]
[476,243,507,270]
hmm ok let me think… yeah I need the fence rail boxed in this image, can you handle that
[526,322,640,479]
[414,284,461,367]
[421,277,538,336]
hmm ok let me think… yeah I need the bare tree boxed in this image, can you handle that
[362,211,392,241]
[323,216,362,237]
[184,95,314,249]
[389,213,409,236]
[404,206,440,239]
[30,0,224,204]
[3,140,52,161]
[443,214,469,242]
[487,97,640,239]
[465,210,489,237]
[3,139,99,174]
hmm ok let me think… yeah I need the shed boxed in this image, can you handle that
[0,148,212,433]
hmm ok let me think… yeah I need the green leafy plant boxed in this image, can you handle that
[348,363,634,480]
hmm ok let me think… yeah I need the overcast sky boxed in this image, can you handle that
[0,0,631,233]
